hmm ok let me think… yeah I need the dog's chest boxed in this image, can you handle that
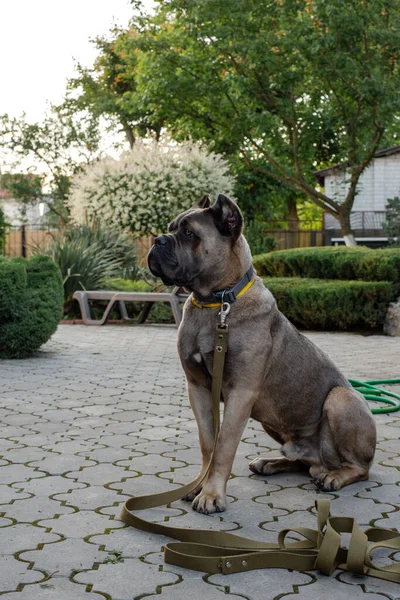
[178,310,215,367]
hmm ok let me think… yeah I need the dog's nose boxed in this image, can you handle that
[154,235,169,246]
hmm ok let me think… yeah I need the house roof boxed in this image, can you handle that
[314,145,400,186]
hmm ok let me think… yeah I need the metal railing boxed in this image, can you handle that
[323,211,386,231]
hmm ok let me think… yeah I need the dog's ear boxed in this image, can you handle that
[210,194,243,241]
[197,194,211,209]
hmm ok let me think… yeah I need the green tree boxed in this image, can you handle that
[0,172,43,224]
[0,111,101,227]
[232,155,316,228]
[61,19,317,227]
[127,0,400,244]
[60,29,163,149]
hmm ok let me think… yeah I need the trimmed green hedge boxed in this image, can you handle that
[264,277,396,331]
[0,255,63,359]
[105,276,394,331]
[254,246,400,283]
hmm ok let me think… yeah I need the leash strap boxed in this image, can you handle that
[120,324,400,581]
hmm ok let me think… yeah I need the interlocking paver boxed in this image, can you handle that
[280,574,391,599]
[0,325,399,600]
[2,494,75,522]
[207,568,313,599]
[73,557,180,598]
[340,571,400,600]
[0,579,102,599]
[1,522,61,554]
[19,538,105,578]
[0,486,31,504]
[0,555,46,593]
[39,510,124,538]
[53,485,124,511]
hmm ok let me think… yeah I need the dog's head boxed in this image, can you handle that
[147,194,248,296]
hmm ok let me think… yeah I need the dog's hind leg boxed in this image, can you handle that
[249,457,309,475]
[312,386,376,492]
[249,425,315,475]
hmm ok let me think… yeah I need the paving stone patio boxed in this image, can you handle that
[0,324,399,600]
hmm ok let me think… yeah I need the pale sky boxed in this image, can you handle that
[0,0,151,122]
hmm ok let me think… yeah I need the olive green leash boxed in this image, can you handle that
[120,312,400,581]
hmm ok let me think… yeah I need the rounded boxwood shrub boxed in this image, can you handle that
[0,255,63,359]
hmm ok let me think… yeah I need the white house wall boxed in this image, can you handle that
[0,198,42,226]
[324,154,400,212]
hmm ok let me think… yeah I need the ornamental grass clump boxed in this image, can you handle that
[67,137,236,235]
[42,225,138,312]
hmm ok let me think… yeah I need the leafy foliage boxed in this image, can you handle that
[126,0,400,240]
[231,156,313,225]
[41,225,137,308]
[383,197,400,247]
[254,246,400,284]
[0,111,101,227]
[264,277,395,331]
[67,137,236,235]
[60,31,163,148]
[1,172,43,224]
[245,220,276,256]
[0,206,8,254]
[104,550,124,565]
[0,255,63,359]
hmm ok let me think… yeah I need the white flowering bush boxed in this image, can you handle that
[67,138,236,235]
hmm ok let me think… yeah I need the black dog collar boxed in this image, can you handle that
[192,266,255,308]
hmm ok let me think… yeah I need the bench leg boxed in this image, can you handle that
[118,300,134,322]
[170,297,182,326]
[76,295,118,325]
[138,301,154,324]
[75,292,93,324]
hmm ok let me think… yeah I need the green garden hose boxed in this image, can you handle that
[349,379,400,414]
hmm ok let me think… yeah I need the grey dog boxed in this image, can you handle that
[148,194,376,515]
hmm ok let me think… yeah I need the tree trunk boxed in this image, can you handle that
[287,197,299,230]
[338,209,357,246]
[21,224,27,258]
[124,126,135,149]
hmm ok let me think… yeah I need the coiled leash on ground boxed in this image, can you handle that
[120,311,400,581]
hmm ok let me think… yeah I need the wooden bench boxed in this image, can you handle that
[72,287,187,326]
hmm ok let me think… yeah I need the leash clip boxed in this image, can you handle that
[218,301,231,328]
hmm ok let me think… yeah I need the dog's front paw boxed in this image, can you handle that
[182,484,203,502]
[192,489,227,515]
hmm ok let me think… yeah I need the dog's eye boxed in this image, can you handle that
[183,229,195,239]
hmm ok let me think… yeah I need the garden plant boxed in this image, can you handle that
[67,137,235,236]
[0,254,63,358]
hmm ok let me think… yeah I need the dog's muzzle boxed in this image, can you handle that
[148,235,183,285]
